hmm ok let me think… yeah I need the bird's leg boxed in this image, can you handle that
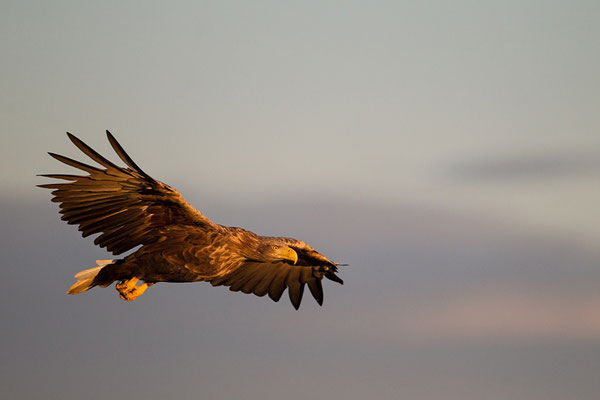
[120,282,154,301]
[116,277,138,294]
[116,278,155,301]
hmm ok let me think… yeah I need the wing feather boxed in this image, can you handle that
[48,152,103,173]
[106,130,155,182]
[307,278,324,306]
[240,268,270,294]
[38,173,80,181]
[286,269,304,310]
[268,266,292,302]
[253,270,278,297]
[210,261,337,309]
[228,264,264,292]
[67,132,122,170]
[39,131,216,255]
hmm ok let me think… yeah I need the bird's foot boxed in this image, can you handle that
[116,278,154,301]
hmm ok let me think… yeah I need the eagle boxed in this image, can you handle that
[38,131,343,309]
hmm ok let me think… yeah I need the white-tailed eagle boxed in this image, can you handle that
[38,131,343,309]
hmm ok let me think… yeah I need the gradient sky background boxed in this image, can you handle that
[2,1,600,399]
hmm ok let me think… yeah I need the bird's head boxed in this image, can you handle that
[258,240,298,264]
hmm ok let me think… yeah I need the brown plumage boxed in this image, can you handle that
[38,131,343,309]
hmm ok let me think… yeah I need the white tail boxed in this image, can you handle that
[67,260,113,294]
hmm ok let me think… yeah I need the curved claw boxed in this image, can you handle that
[116,278,154,301]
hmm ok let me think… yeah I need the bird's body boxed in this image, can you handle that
[39,131,343,309]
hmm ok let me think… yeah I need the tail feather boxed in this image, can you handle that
[67,260,113,294]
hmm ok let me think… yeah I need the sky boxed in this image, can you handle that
[2,1,599,399]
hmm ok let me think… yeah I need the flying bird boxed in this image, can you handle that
[38,131,343,309]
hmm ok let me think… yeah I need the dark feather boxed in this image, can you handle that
[286,269,304,310]
[240,268,269,294]
[37,173,80,181]
[67,132,122,170]
[253,270,278,297]
[106,130,155,182]
[229,264,264,292]
[48,152,102,173]
[268,266,292,302]
[307,278,324,306]
[325,270,344,284]
[299,267,313,284]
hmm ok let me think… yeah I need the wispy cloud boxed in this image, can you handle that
[448,152,600,181]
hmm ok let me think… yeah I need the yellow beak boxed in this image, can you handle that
[278,247,298,265]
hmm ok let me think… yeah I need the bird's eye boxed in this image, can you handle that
[272,245,279,250]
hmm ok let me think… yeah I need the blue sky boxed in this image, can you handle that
[2,1,600,399]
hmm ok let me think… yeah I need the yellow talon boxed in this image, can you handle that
[116,278,154,301]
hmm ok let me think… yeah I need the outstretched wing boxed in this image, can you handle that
[209,261,343,310]
[38,131,216,255]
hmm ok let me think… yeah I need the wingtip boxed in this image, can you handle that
[290,291,303,310]
[325,271,344,285]
[47,152,63,161]
[66,132,82,147]
[105,130,156,182]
